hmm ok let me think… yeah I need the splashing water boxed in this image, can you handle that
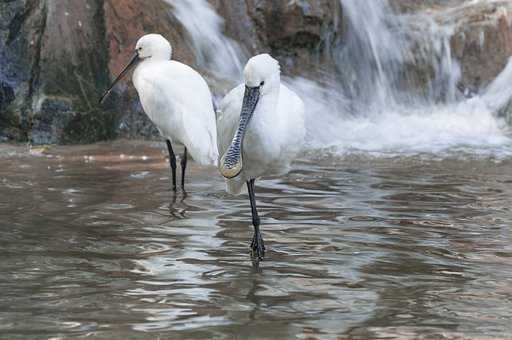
[167,0,512,157]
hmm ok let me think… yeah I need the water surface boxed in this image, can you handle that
[1,141,511,339]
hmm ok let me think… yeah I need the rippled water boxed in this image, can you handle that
[1,141,511,339]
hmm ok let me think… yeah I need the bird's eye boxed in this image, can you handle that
[260,81,265,86]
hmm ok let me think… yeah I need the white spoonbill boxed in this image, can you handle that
[217,54,306,261]
[100,34,218,190]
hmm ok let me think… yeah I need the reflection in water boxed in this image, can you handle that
[0,142,511,338]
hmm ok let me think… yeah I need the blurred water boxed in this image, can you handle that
[166,0,512,157]
[1,142,511,339]
[165,0,245,89]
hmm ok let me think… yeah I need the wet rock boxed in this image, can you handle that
[212,0,342,76]
[0,0,44,141]
[210,0,263,54]
[0,81,17,142]
[30,98,75,145]
[0,0,116,144]
[447,1,512,89]
[391,0,512,90]
[0,82,15,116]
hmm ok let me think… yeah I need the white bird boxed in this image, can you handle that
[217,54,306,261]
[100,33,218,190]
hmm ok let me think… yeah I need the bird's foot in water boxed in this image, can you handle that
[250,232,265,261]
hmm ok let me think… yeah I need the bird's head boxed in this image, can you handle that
[243,53,280,95]
[135,34,172,61]
[99,34,172,104]
[219,54,281,179]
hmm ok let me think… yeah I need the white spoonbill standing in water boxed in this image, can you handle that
[217,54,306,261]
[100,34,218,190]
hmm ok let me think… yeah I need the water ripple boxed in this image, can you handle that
[0,142,511,338]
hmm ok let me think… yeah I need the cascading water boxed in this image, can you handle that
[334,0,411,109]
[301,0,510,155]
[164,0,246,89]
[166,0,512,156]
[337,0,463,107]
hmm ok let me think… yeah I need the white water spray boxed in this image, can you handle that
[167,0,512,157]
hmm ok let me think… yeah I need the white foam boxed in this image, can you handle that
[167,0,512,158]
[289,76,511,156]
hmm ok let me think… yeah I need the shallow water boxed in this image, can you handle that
[1,141,511,339]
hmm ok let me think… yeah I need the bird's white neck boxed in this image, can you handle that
[256,83,280,119]
[133,58,163,83]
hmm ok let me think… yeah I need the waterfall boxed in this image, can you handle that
[334,0,463,110]
[166,0,512,156]
[335,0,410,108]
[164,0,246,88]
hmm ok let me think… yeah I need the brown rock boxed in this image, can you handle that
[248,0,342,75]
[447,1,512,89]
[391,0,512,90]
[214,0,342,76]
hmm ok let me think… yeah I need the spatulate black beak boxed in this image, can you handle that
[99,52,140,104]
[220,85,260,178]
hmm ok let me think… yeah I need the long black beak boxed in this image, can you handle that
[99,53,140,104]
[219,86,260,178]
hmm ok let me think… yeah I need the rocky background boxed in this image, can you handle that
[0,0,511,144]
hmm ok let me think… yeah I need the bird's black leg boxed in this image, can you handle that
[166,140,177,191]
[181,147,188,190]
[247,178,265,260]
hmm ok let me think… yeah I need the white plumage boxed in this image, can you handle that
[217,53,305,261]
[217,54,306,194]
[133,34,218,166]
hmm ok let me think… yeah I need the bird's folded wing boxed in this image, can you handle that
[182,109,219,166]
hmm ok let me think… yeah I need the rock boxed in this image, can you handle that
[0,0,189,143]
[390,0,465,13]
[30,97,75,145]
[447,1,512,89]
[0,0,44,141]
[391,0,512,91]
[0,0,118,144]
[221,0,342,75]
[209,0,263,55]
[0,81,16,141]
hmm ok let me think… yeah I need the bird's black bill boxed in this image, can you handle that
[219,86,260,178]
[99,53,140,104]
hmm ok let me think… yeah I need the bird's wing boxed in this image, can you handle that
[150,61,219,165]
[216,84,245,157]
[181,106,219,166]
